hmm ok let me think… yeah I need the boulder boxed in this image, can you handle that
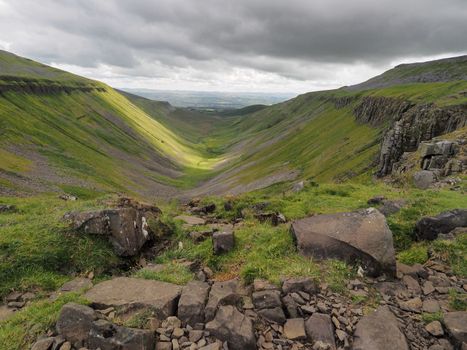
[291,208,396,277]
[66,206,159,256]
[0,204,17,213]
[212,228,235,255]
[56,303,96,345]
[178,281,210,326]
[378,200,406,217]
[88,319,155,350]
[205,305,256,350]
[84,277,182,319]
[30,337,54,350]
[353,306,408,350]
[415,209,467,241]
[413,170,437,189]
[305,313,336,350]
[205,279,242,321]
[444,312,467,345]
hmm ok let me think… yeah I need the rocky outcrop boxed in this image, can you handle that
[376,103,466,177]
[354,96,413,127]
[290,208,396,277]
[415,209,467,240]
[84,277,182,319]
[65,199,161,256]
[353,306,409,350]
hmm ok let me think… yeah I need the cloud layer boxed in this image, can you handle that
[0,0,466,92]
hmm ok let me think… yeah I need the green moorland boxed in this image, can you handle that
[0,51,466,348]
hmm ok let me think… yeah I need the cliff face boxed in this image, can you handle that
[375,102,466,176]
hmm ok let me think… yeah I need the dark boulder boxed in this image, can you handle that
[65,203,161,256]
[56,303,96,345]
[291,208,396,277]
[282,277,319,295]
[178,281,210,326]
[415,209,467,240]
[212,228,235,255]
[444,312,467,346]
[205,279,242,322]
[305,313,336,350]
[205,305,256,350]
[88,319,155,350]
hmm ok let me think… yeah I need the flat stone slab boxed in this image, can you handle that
[175,215,206,226]
[84,277,182,319]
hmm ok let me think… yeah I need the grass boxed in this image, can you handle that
[134,262,194,285]
[0,195,120,298]
[0,292,86,350]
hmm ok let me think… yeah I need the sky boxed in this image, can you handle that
[0,0,466,93]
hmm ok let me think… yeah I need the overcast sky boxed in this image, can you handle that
[0,0,466,93]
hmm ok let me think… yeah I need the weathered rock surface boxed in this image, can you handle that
[212,227,235,255]
[413,170,438,189]
[66,204,160,256]
[291,208,396,277]
[175,215,206,226]
[305,313,336,350]
[415,209,467,240]
[284,318,306,340]
[205,305,256,350]
[84,277,182,319]
[56,303,97,345]
[444,312,467,345]
[282,277,319,295]
[178,281,210,326]
[205,279,242,322]
[88,319,155,350]
[353,306,408,350]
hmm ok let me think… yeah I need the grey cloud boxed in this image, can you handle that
[0,0,466,91]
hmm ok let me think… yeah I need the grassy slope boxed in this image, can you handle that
[0,51,226,196]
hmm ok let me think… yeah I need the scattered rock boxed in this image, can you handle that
[305,313,336,350]
[212,227,235,255]
[252,290,282,310]
[175,215,206,226]
[415,209,467,240]
[291,208,396,277]
[257,307,286,324]
[205,279,242,322]
[282,277,319,295]
[178,281,210,326]
[88,319,155,349]
[378,200,406,217]
[444,311,467,345]
[31,337,54,350]
[426,321,444,337]
[84,277,182,319]
[205,305,256,350]
[283,318,306,340]
[0,204,17,213]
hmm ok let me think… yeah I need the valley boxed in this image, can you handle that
[0,51,466,350]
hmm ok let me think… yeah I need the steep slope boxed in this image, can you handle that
[0,51,222,198]
[189,56,467,195]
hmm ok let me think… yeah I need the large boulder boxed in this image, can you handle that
[65,204,160,256]
[415,209,467,241]
[205,305,256,350]
[212,227,235,255]
[177,281,210,326]
[290,208,396,277]
[444,312,467,346]
[305,313,336,350]
[88,319,155,350]
[56,303,97,345]
[84,277,182,319]
[353,306,409,350]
